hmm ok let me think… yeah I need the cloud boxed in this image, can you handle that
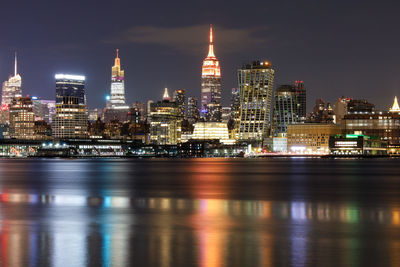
[105,24,270,55]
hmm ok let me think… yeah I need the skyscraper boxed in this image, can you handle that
[149,97,182,145]
[1,53,22,107]
[104,50,130,122]
[201,25,222,122]
[236,61,275,143]
[52,74,88,139]
[110,49,129,109]
[230,88,240,136]
[9,97,35,139]
[273,85,297,135]
[173,89,186,116]
[294,80,306,122]
[187,97,199,124]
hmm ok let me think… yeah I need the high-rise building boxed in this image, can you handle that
[294,80,306,122]
[104,49,130,123]
[236,61,275,143]
[52,74,88,139]
[149,98,182,145]
[173,89,186,116]
[273,85,297,135]
[2,53,22,107]
[110,49,129,109]
[187,97,199,124]
[132,102,147,122]
[32,98,56,123]
[0,106,9,124]
[9,97,35,140]
[201,25,222,122]
[230,88,240,117]
[147,100,154,122]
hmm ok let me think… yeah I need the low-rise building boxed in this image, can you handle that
[329,134,387,156]
[192,122,236,145]
[287,123,341,154]
[341,97,400,146]
[265,136,287,153]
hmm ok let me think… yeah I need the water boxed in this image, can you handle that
[0,158,399,266]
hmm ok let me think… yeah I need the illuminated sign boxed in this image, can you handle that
[55,74,86,81]
[335,141,358,147]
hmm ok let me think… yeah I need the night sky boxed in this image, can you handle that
[1,0,400,111]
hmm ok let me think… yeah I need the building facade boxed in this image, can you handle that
[173,89,185,117]
[9,97,35,139]
[52,74,88,139]
[287,123,341,154]
[236,61,275,143]
[201,25,222,122]
[110,49,129,109]
[273,85,297,135]
[333,97,351,124]
[343,112,400,145]
[132,101,147,122]
[32,98,56,123]
[294,80,306,122]
[347,99,375,114]
[192,122,235,145]
[187,97,199,124]
[149,100,182,145]
[329,134,387,156]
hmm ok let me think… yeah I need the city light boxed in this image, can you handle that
[55,74,86,81]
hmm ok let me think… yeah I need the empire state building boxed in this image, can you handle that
[201,25,222,121]
[110,49,129,109]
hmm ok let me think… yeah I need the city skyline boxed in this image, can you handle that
[1,1,400,110]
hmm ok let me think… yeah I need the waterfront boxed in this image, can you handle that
[0,158,399,266]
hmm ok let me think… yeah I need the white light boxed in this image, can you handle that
[55,74,86,81]
[291,146,306,151]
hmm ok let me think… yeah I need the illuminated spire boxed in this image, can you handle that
[390,96,400,113]
[114,49,120,67]
[14,51,17,76]
[163,88,171,101]
[207,25,215,57]
[202,25,221,78]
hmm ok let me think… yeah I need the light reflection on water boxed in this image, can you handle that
[0,158,399,266]
[1,194,400,225]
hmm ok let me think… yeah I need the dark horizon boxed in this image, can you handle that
[1,0,400,111]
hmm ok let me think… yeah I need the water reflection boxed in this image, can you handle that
[0,194,398,266]
[0,158,399,266]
